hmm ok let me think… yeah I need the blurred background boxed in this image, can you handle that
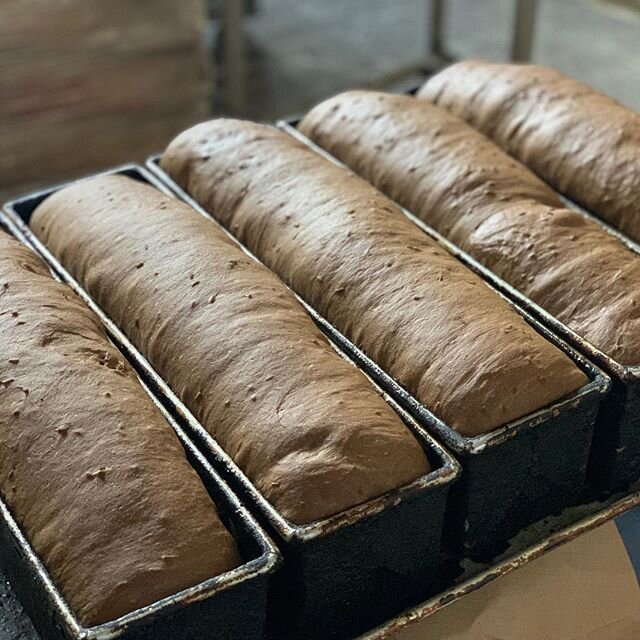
[1,0,639,200]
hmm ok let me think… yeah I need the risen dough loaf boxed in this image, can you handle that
[418,60,640,243]
[160,118,587,436]
[0,232,239,626]
[31,175,430,524]
[298,90,640,366]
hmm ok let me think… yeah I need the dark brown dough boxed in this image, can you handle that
[30,175,430,525]
[0,232,239,626]
[418,60,640,243]
[298,90,640,366]
[160,118,587,436]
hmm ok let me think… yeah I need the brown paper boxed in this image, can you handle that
[392,522,640,640]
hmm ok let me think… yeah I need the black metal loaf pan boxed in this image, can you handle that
[405,85,640,493]
[147,153,611,563]
[2,167,461,640]
[283,113,640,497]
[0,226,280,639]
[551,195,640,492]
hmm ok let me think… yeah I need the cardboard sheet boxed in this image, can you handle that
[394,521,640,640]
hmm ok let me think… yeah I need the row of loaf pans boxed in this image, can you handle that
[273,117,640,496]
[145,154,610,561]
[0,160,627,640]
[0,168,459,640]
[145,127,640,640]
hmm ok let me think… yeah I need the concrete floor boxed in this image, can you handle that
[234,0,639,120]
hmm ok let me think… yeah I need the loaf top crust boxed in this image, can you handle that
[0,232,239,626]
[299,90,640,366]
[418,60,640,243]
[30,175,430,524]
[161,118,587,436]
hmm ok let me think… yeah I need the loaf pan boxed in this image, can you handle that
[552,194,640,491]
[2,167,461,640]
[403,84,640,493]
[284,111,640,496]
[147,152,611,562]
[0,238,280,640]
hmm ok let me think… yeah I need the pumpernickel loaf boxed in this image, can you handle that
[30,175,430,524]
[418,60,640,242]
[298,90,640,366]
[0,232,239,626]
[160,119,587,436]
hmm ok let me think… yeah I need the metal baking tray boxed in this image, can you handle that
[146,153,610,563]
[360,486,640,638]
[282,108,640,495]
[0,227,280,638]
[1,167,461,640]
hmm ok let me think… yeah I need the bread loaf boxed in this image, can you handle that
[418,60,640,243]
[30,175,430,524]
[0,232,239,626]
[298,90,640,366]
[160,119,587,436]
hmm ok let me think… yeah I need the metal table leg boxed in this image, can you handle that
[511,0,538,61]
[424,0,454,71]
[222,0,247,115]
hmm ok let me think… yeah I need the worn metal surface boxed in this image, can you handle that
[147,152,611,559]
[2,168,461,640]
[0,569,38,640]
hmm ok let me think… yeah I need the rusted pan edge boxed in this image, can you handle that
[360,490,640,639]
[556,193,640,261]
